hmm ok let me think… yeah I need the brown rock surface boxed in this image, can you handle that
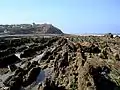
[0,35,120,90]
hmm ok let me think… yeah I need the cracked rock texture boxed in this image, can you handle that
[0,34,120,90]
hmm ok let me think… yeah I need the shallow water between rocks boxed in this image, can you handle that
[25,67,53,90]
[0,47,54,90]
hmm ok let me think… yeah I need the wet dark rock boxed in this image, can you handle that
[61,43,68,51]
[14,67,25,76]
[89,66,119,90]
[31,60,39,65]
[81,51,86,60]
[91,46,101,53]
[99,48,108,59]
[0,47,16,58]
[54,54,61,62]
[23,67,41,87]
[20,48,36,58]
[3,75,13,86]
[17,46,28,52]
[70,52,76,57]
[89,66,111,76]
[7,47,16,54]
[68,41,77,52]
[45,55,54,63]
[0,42,8,50]
[20,43,47,58]
[0,54,21,68]
[3,75,23,90]
[1,87,10,90]
[42,64,48,69]
[0,51,8,58]
[114,53,120,61]
[25,61,39,72]
[46,59,50,63]
[10,38,25,47]
[51,45,62,53]
[54,54,61,72]
[43,37,59,48]
[8,64,17,72]
[104,33,113,38]
[31,44,46,52]
[50,37,59,43]
[53,52,68,74]
[57,38,67,46]
[29,43,38,48]
[63,51,68,61]
[59,51,69,68]
[81,44,101,54]
[9,76,23,90]
[115,35,120,38]
[53,51,58,56]
[0,68,9,75]
[41,78,66,90]
[41,51,51,60]
[48,55,53,60]
[33,38,49,44]
[80,51,86,66]
[23,61,31,69]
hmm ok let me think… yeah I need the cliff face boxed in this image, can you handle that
[36,24,64,34]
[0,24,64,35]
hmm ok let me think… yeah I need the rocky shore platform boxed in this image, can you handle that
[0,34,120,90]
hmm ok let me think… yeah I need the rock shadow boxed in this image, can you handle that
[90,66,120,90]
